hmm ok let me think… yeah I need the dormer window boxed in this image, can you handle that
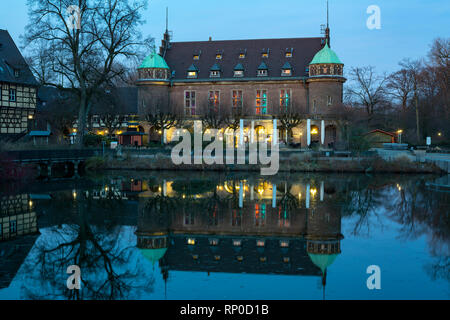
[285,48,293,58]
[239,49,247,59]
[14,69,19,77]
[210,63,221,78]
[210,70,220,78]
[281,62,293,77]
[258,69,268,76]
[261,48,270,58]
[216,53,222,60]
[187,64,199,78]
[257,62,268,77]
[234,63,245,77]
[239,53,245,59]
[193,55,200,60]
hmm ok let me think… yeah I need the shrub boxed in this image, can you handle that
[84,156,105,171]
[83,134,104,147]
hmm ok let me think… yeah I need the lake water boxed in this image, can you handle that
[0,171,448,300]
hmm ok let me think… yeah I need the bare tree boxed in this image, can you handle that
[24,0,152,145]
[387,61,415,111]
[91,88,128,139]
[145,113,181,145]
[346,66,388,122]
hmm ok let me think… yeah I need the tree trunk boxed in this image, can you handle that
[415,94,420,144]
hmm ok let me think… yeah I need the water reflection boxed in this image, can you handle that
[0,173,448,299]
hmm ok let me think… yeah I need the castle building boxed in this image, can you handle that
[137,20,346,148]
[0,30,38,139]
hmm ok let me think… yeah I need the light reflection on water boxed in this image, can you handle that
[0,172,448,300]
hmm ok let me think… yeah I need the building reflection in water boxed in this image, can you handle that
[135,177,344,299]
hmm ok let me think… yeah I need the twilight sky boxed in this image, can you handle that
[0,0,448,73]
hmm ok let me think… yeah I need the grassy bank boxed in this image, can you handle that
[85,153,443,174]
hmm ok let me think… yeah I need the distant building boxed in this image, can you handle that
[0,30,38,139]
[35,86,140,141]
[137,17,346,148]
[365,129,396,148]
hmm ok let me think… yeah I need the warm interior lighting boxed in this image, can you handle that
[397,130,403,134]
[311,128,319,135]
[438,132,442,137]
[28,114,34,120]
[310,188,317,197]
[187,238,196,245]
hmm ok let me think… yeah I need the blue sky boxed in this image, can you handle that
[0,0,448,73]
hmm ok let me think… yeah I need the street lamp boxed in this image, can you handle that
[397,130,403,144]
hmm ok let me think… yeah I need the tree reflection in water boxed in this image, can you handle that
[21,188,154,300]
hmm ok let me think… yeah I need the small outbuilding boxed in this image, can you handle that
[118,130,145,147]
[365,129,396,148]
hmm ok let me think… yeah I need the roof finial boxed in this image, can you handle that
[325,0,331,47]
[166,7,169,33]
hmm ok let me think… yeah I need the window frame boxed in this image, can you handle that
[255,90,268,115]
[9,88,16,102]
[280,89,291,112]
[184,90,197,116]
[208,90,220,113]
[232,90,243,116]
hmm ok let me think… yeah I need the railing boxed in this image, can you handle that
[0,149,104,162]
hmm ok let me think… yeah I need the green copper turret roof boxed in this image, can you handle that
[308,253,339,274]
[139,52,170,69]
[309,40,343,65]
[140,248,168,266]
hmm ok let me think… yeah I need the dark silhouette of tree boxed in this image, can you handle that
[24,0,152,145]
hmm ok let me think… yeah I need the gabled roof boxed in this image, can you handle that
[258,61,268,70]
[234,63,245,71]
[210,63,221,71]
[0,29,38,86]
[164,37,324,81]
[282,61,292,69]
[187,63,199,71]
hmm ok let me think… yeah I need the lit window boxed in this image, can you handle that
[208,91,220,113]
[185,91,196,116]
[260,257,267,262]
[256,90,267,115]
[283,257,290,263]
[187,238,196,245]
[262,52,269,58]
[257,240,265,247]
[280,89,291,112]
[209,239,219,246]
[232,90,243,116]
[193,55,200,60]
[9,89,16,102]
[233,239,242,247]
[214,255,221,261]
[234,70,244,77]
[187,71,197,78]
[192,254,199,260]
[237,256,244,261]
[239,53,245,59]
[285,52,292,58]
[281,69,292,76]
[280,240,289,248]
[216,54,222,60]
